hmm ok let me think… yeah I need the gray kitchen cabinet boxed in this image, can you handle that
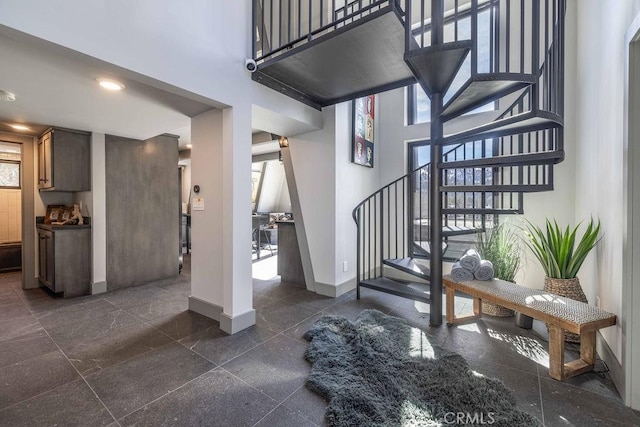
[38,127,91,191]
[37,225,91,297]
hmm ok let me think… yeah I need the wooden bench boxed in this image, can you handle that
[442,275,617,381]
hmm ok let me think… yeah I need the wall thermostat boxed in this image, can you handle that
[193,185,200,194]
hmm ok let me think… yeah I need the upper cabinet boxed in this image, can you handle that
[38,127,91,192]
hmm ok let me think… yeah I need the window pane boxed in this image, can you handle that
[409,8,496,125]
[0,162,19,187]
[415,85,431,123]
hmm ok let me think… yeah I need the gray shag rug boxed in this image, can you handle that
[303,310,541,427]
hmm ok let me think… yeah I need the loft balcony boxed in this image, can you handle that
[252,1,415,109]
[253,0,565,118]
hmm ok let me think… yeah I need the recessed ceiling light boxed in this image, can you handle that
[186,144,193,149]
[0,90,16,102]
[95,78,125,91]
[9,124,30,131]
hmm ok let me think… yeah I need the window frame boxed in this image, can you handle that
[0,159,21,189]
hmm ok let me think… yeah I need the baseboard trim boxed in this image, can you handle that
[188,296,223,321]
[597,331,625,399]
[91,281,107,295]
[220,309,256,334]
[315,278,356,298]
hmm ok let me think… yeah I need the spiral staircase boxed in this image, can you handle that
[251,0,566,325]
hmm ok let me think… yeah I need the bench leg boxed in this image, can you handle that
[548,325,565,380]
[548,327,597,381]
[445,286,482,325]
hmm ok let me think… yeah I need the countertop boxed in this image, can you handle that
[36,223,91,231]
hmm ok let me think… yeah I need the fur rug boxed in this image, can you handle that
[304,309,541,427]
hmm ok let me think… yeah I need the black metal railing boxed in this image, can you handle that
[253,0,401,63]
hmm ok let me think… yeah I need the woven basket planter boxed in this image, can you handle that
[544,276,588,343]
[482,301,515,317]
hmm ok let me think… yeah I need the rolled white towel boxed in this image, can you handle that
[451,262,474,282]
[460,249,482,272]
[474,259,494,281]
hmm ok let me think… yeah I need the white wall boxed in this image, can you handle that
[289,102,380,293]
[256,160,290,213]
[570,0,640,364]
[289,108,338,287]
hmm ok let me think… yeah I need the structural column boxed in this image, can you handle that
[190,106,255,334]
[429,0,445,326]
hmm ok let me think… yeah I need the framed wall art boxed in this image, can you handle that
[351,94,375,168]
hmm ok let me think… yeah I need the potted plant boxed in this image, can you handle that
[523,218,601,342]
[476,222,522,317]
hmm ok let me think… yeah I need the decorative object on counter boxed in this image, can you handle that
[44,205,65,224]
[476,223,523,317]
[523,218,602,342]
[63,204,83,225]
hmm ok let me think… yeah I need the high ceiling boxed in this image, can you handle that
[0,26,219,149]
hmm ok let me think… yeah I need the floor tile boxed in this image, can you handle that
[0,350,79,410]
[124,293,189,322]
[86,342,214,419]
[470,362,543,422]
[0,301,31,321]
[105,284,176,310]
[0,314,41,343]
[119,369,278,427]
[255,300,317,334]
[23,292,101,314]
[0,329,57,368]
[44,308,143,349]
[442,318,541,377]
[180,324,276,366]
[281,290,339,313]
[152,276,191,296]
[147,310,218,340]
[540,376,640,426]
[255,403,318,427]
[0,379,114,427]
[62,320,173,376]
[281,312,325,342]
[223,334,311,402]
[282,385,328,426]
[35,299,118,329]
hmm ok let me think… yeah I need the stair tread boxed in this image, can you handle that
[441,111,563,146]
[359,277,431,303]
[441,183,553,192]
[440,151,564,169]
[442,208,522,215]
[405,41,471,95]
[442,74,536,120]
[384,257,431,280]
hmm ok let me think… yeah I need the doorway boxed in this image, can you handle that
[0,141,22,274]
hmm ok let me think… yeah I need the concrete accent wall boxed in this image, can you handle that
[105,134,179,290]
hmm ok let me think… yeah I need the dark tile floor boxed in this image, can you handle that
[0,258,639,426]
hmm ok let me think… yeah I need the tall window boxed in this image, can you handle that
[0,142,21,189]
[407,7,495,125]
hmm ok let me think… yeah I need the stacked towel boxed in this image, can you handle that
[474,259,494,281]
[451,262,474,282]
[450,249,495,281]
[459,248,482,272]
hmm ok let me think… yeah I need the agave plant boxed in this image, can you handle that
[476,223,521,282]
[523,218,601,279]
